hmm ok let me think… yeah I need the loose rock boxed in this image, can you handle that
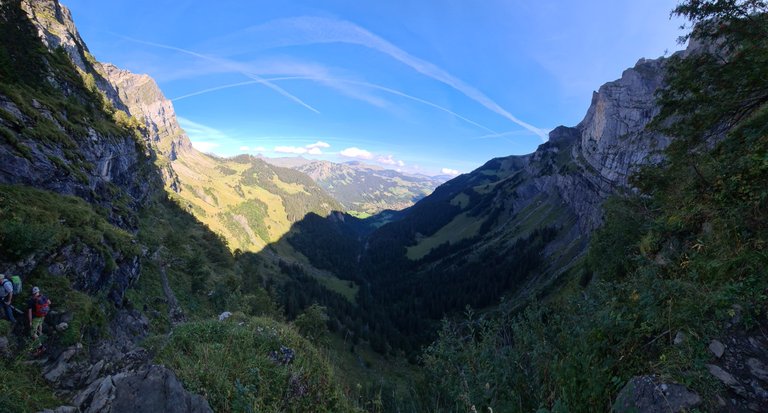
[709,339,725,358]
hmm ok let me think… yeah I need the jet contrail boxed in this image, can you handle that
[172,77,499,135]
[471,130,541,140]
[113,34,320,114]
[239,17,549,140]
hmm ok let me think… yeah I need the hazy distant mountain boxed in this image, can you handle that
[258,155,314,169]
[288,160,448,216]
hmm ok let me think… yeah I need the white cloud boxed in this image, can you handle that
[191,141,220,153]
[274,146,309,154]
[441,168,460,176]
[306,141,330,149]
[376,155,406,167]
[253,146,267,152]
[377,155,397,165]
[307,147,322,155]
[239,146,250,151]
[340,147,373,160]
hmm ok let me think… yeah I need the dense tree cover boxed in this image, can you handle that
[420,2,768,411]
[279,210,558,358]
[279,146,565,359]
[286,212,363,280]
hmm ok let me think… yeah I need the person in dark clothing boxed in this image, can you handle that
[0,274,16,323]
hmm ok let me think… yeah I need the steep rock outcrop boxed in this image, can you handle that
[578,57,669,188]
[19,0,127,112]
[37,311,212,413]
[97,63,192,158]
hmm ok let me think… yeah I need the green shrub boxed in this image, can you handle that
[152,317,357,413]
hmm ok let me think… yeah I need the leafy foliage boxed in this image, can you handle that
[149,317,357,413]
[655,0,768,147]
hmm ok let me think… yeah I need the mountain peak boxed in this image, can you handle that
[21,0,87,70]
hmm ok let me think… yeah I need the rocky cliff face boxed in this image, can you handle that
[578,57,669,188]
[20,0,190,189]
[97,63,192,159]
[19,0,128,112]
[96,62,192,192]
[529,55,670,234]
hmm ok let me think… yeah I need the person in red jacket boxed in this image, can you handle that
[27,286,51,340]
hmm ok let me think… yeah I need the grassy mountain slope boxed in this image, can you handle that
[168,152,342,252]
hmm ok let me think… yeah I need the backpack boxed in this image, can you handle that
[0,279,11,298]
[34,295,49,318]
[10,276,21,295]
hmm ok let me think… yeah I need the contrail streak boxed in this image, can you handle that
[172,77,499,134]
[471,130,539,140]
[240,17,549,140]
[113,34,320,114]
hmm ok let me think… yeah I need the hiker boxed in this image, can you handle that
[0,273,16,323]
[27,286,50,340]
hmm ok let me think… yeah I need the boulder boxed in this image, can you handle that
[75,365,212,413]
[613,375,701,413]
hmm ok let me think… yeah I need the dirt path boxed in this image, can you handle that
[159,265,186,326]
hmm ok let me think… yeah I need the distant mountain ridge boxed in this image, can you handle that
[258,156,448,215]
[291,159,447,215]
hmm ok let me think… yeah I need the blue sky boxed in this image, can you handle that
[64,0,684,176]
